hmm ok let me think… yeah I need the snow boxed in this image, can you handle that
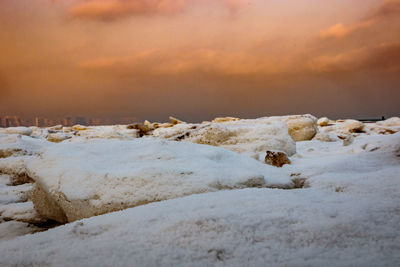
[0,202,41,223]
[0,183,399,266]
[0,134,49,156]
[319,118,400,137]
[0,183,32,204]
[153,117,296,160]
[377,117,400,127]
[0,127,33,136]
[0,221,39,242]
[27,138,293,222]
[343,119,364,132]
[0,116,398,266]
[280,114,318,141]
[317,117,330,126]
[69,125,138,141]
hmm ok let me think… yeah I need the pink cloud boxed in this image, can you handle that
[69,0,250,21]
[320,0,400,40]
[319,21,373,39]
[69,0,186,20]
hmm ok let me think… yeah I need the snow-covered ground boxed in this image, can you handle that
[0,115,399,266]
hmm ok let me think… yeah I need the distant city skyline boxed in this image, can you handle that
[0,115,139,128]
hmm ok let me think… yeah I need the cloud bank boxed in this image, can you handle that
[320,0,400,39]
[0,0,399,120]
[69,0,249,21]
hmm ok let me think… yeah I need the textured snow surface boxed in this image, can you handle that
[28,138,292,222]
[0,127,33,136]
[0,221,39,242]
[0,134,51,155]
[0,183,399,266]
[0,118,399,266]
[153,117,296,159]
[319,117,400,136]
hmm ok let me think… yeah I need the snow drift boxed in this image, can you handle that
[27,138,293,223]
[153,117,297,160]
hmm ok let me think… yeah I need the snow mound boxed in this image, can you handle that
[153,117,296,160]
[319,118,399,137]
[69,125,138,141]
[0,118,399,265]
[0,134,50,157]
[377,117,400,127]
[288,132,400,194]
[0,135,51,185]
[27,138,293,223]
[343,119,364,133]
[0,186,398,266]
[0,127,32,136]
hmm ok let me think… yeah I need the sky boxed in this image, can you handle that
[0,0,399,122]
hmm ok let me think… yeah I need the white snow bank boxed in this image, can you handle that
[377,117,400,127]
[68,125,138,141]
[318,118,399,138]
[0,186,398,266]
[27,138,293,222]
[0,127,32,136]
[0,135,51,185]
[0,134,51,156]
[0,202,42,223]
[153,117,296,160]
[288,132,400,194]
[0,183,32,204]
[0,174,11,185]
[0,119,398,265]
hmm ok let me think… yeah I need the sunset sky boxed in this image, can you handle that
[0,0,399,122]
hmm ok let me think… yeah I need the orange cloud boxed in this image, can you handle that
[69,0,186,20]
[69,0,249,21]
[78,38,400,78]
[319,21,373,39]
[320,0,400,39]
[77,45,294,78]
[368,0,400,19]
[308,42,400,73]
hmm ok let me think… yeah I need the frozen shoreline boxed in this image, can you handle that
[0,115,399,266]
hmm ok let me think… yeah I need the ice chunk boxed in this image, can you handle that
[153,117,296,160]
[317,117,330,127]
[27,139,293,222]
[281,114,318,141]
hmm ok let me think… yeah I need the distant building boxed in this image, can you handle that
[0,115,138,127]
[120,117,139,125]
[88,118,102,126]
[75,116,86,125]
[61,117,73,127]
[35,117,45,127]
[0,116,22,127]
